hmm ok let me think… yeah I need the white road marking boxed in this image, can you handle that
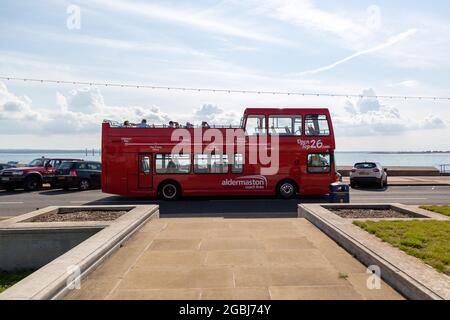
[0,201,24,204]
[354,197,428,200]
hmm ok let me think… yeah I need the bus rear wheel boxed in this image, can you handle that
[277,180,297,199]
[159,182,180,201]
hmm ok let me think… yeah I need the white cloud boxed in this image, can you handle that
[297,29,417,76]
[0,82,447,144]
[0,82,169,135]
[334,88,446,136]
[193,104,239,125]
[33,31,210,58]
[245,0,374,46]
[85,0,287,45]
[388,80,420,88]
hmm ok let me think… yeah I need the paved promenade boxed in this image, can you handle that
[66,218,403,300]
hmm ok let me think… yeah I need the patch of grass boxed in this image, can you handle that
[420,205,450,217]
[0,270,35,293]
[353,220,450,276]
[338,272,349,279]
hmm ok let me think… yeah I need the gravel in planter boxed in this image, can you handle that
[329,208,418,219]
[25,210,127,222]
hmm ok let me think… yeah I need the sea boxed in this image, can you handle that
[0,150,449,168]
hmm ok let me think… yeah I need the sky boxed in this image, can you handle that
[0,0,450,151]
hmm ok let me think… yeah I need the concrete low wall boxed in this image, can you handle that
[337,166,441,177]
[298,204,450,300]
[0,227,101,271]
[0,205,159,300]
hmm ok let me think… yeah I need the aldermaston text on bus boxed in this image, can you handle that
[101,108,339,200]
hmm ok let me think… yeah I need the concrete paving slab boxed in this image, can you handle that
[108,288,201,300]
[138,250,207,267]
[205,250,266,266]
[269,285,363,300]
[118,266,235,290]
[234,266,346,287]
[65,218,404,300]
[149,238,202,251]
[200,238,264,251]
[201,287,270,300]
[347,273,404,300]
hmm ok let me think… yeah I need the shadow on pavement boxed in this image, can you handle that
[39,189,84,196]
[85,195,329,218]
[351,186,389,192]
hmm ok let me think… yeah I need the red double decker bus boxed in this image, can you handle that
[101,108,339,200]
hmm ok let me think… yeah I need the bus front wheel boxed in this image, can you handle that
[277,180,297,199]
[159,182,180,201]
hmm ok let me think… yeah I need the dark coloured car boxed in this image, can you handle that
[54,161,101,191]
[0,157,82,191]
[0,163,14,171]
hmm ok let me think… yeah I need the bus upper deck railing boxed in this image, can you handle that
[103,120,241,129]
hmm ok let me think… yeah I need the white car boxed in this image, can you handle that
[350,162,388,189]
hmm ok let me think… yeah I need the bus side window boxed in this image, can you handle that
[305,115,330,136]
[140,156,150,175]
[231,154,243,173]
[194,154,229,174]
[156,154,191,174]
[307,153,331,173]
[268,116,302,136]
[245,115,266,135]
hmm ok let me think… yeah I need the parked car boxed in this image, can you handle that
[0,163,14,171]
[350,162,388,188]
[54,161,101,191]
[0,157,82,191]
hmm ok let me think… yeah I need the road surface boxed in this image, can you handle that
[1,186,449,217]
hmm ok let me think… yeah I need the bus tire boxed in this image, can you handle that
[277,180,297,199]
[159,181,180,201]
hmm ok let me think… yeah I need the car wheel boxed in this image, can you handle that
[5,185,15,192]
[379,178,384,189]
[78,179,91,191]
[160,182,180,201]
[24,176,41,191]
[350,180,356,189]
[277,181,296,199]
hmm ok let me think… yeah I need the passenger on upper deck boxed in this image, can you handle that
[123,120,132,127]
[202,121,210,129]
[138,119,148,128]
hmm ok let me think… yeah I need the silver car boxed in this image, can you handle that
[350,162,388,189]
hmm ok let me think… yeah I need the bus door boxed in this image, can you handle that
[138,154,153,189]
[305,152,332,194]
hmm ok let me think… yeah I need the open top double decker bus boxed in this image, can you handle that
[101,108,339,200]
